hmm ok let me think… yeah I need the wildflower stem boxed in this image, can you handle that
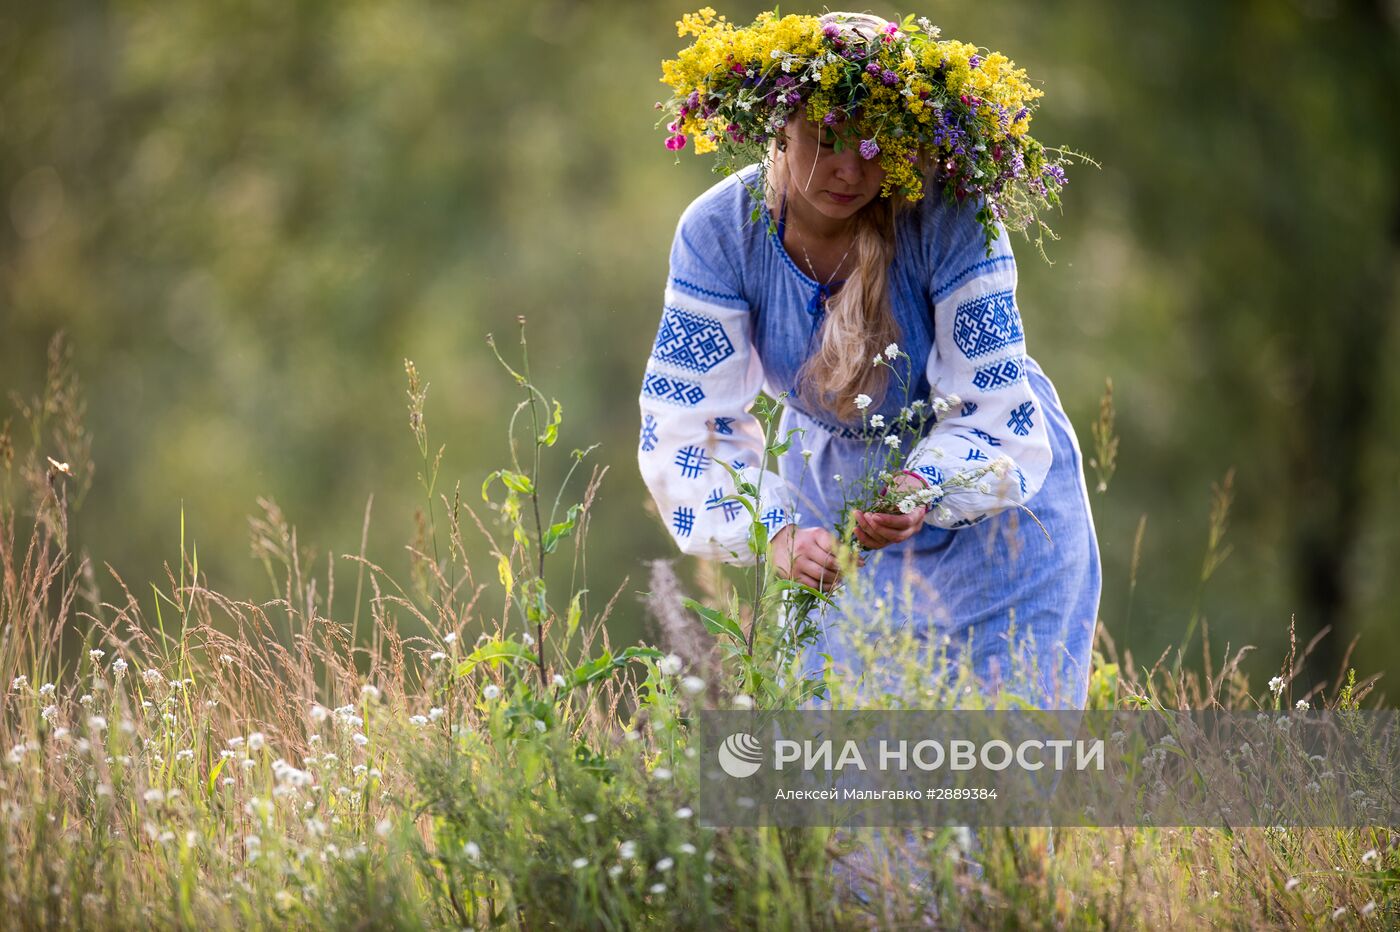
[517,319,550,688]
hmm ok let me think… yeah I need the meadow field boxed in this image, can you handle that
[1,334,1394,929]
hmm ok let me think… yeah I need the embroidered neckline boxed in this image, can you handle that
[757,193,847,296]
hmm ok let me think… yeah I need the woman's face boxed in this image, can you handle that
[779,113,886,226]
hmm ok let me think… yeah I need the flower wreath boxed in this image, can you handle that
[657,8,1091,256]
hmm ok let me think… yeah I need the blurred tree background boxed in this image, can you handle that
[2,0,1397,693]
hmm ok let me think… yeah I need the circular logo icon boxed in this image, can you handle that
[717,732,764,778]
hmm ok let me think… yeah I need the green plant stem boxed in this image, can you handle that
[518,324,550,689]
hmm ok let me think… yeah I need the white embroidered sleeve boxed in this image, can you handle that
[904,217,1054,529]
[638,205,797,564]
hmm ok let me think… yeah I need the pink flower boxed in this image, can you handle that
[665,133,687,151]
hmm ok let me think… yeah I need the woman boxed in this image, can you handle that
[639,11,1100,711]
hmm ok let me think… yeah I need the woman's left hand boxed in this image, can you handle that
[851,472,928,550]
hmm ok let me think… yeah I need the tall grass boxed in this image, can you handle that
[0,330,1395,929]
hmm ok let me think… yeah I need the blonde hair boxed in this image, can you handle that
[769,11,929,424]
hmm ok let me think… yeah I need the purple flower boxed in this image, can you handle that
[866,63,881,75]
[822,111,838,125]
[859,138,880,160]
[968,54,982,69]
[823,23,841,38]
[881,69,899,86]
[666,133,687,151]
[1042,164,1068,185]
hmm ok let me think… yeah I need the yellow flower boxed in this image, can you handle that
[677,7,719,38]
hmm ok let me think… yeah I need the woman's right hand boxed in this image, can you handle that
[769,525,846,593]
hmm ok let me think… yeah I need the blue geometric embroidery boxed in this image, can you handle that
[651,306,735,373]
[640,414,658,452]
[642,370,706,407]
[704,487,743,522]
[1007,401,1036,437]
[949,515,988,528]
[952,291,1023,360]
[960,401,979,417]
[732,459,748,470]
[1016,467,1027,496]
[964,448,988,462]
[914,464,945,486]
[959,428,1002,447]
[672,507,695,536]
[670,276,744,305]
[674,445,711,479]
[971,356,1026,391]
[760,507,788,531]
[932,256,1016,302]
[710,416,735,436]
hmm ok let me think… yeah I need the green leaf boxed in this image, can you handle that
[539,399,562,447]
[206,756,227,796]
[772,578,838,609]
[571,650,614,687]
[500,471,534,495]
[614,646,664,664]
[570,646,664,688]
[497,555,514,597]
[565,590,586,641]
[797,676,829,703]
[456,638,538,677]
[526,578,549,624]
[683,597,746,645]
[542,504,583,554]
[749,519,771,558]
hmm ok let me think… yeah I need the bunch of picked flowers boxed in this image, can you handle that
[658,7,1090,254]
[837,344,1017,538]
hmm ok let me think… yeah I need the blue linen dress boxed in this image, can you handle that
[638,163,1101,710]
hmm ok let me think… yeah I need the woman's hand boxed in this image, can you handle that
[852,472,928,550]
[769,525,846,593]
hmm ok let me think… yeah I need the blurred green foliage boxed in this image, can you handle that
[2,0,1397,689]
